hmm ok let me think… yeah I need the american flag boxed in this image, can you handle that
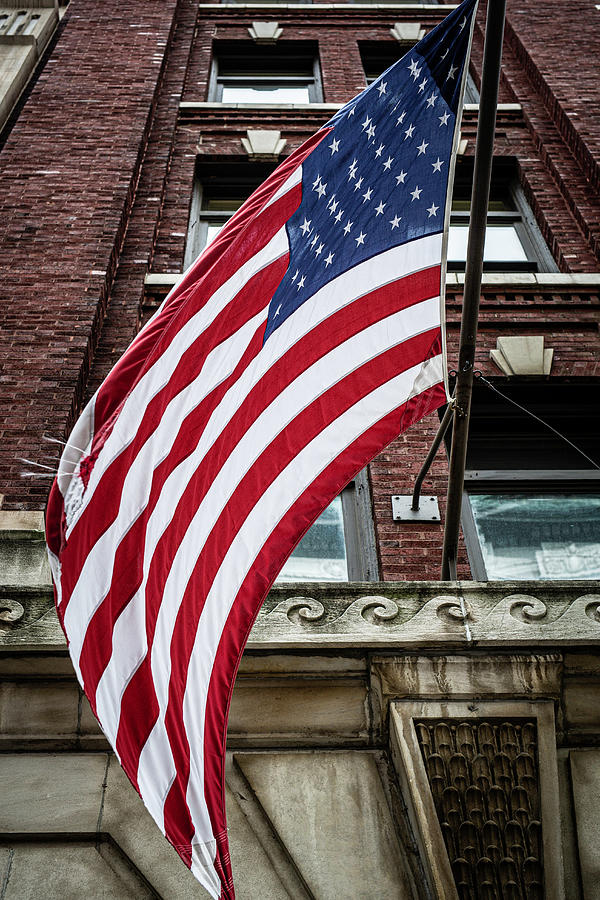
[45,1,476,896]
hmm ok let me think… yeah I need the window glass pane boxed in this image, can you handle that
[23,14,40,35]
[205,222,226,247]
[452,199,510,212]
[470,493,600,580]
[448,224,529,263]
[6,12,27,35]
[203,198,243,213]
[221,84,310,103]
[277,496,348,582]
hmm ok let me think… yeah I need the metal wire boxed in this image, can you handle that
[475,372,600,471]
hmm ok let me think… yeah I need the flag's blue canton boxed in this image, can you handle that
[264,0,477,342]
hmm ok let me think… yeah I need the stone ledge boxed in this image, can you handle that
[146,270,600,293]
[179,101,521,113]
[0,510,45,539]
[2,581,600,651]
[446,272,600,287]
[197,3,457,10]
[144,273,179,287]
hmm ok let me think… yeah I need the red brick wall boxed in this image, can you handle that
[0,0,178,509]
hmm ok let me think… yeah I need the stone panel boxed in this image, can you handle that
[0,840,152,900]
[372,654,562,707]
[0,680,79,742]
[415,718,543,898]
[0,754,107,833]
[237,751,416,899]
[569,749,600,900]
[390,701,563,900]
[228,678,369,746]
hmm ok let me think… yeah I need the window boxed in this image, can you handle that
[449,160,557,272]
[23,13,40,36]
[208,41,322,104]
[457,381,600,580]
[6,11,27,35]
[277,474,378,582]
[185,160,276,267]
[360,41,407,85]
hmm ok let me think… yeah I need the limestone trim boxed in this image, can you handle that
[1,582,600,651]
[179,101,521,113]
[196,3,456,10]
[390,700,563,900]
[144,270,600,290]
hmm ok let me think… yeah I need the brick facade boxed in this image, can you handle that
[0,0,598,583]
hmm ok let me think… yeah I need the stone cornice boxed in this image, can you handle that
[2,581,600,651]
[195,3,457,15]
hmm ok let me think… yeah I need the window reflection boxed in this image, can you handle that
[277,496,348,582]
[469,494,600,580]
[448,224,529,263]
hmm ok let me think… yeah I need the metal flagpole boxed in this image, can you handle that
[441,0,506,581]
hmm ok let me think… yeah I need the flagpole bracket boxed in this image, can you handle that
[392,495,441,523]
[408,395,455,514]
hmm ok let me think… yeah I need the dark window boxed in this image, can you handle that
[457,381,600,580]
[359,41,407,85]
[208,41,322,104]
[184,160,276,267]
[449,159,558,272]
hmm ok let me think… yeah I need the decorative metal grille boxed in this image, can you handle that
[415,719,543,899]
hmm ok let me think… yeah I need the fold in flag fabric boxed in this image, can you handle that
[45,1,477,896]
